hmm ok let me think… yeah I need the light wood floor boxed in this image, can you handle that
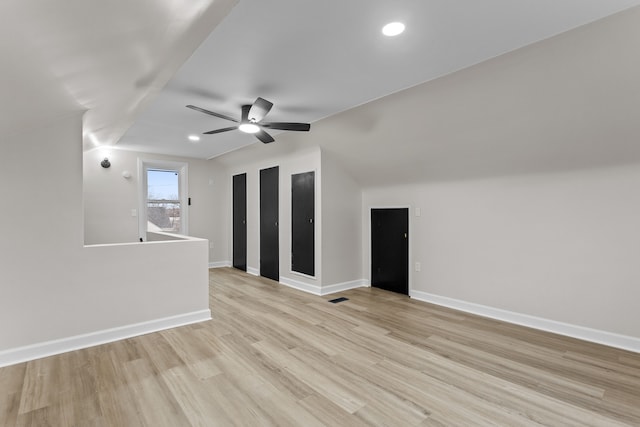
[1,268,639,426]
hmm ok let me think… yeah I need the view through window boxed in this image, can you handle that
[147,169,181,233]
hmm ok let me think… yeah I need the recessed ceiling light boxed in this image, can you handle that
[188,135,200,142]
[239,123,260,134]
[382,22,405,37]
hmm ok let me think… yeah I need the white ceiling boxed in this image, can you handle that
[1,0,237,144]
[3,0,640,186]
[116,0,640,160]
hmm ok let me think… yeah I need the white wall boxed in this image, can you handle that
[321,151,363,287]
[0,115,210,366]
[83,149,228,264]
[219,145,366,293]
[84,148,138,244]
[363,164,640,340]
[278,149,323,288]
[226,147,322,289]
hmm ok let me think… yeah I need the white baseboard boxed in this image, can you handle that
[410,290,640,354]
[247,267,259,276]
[208,261,231,268]
[279,276,322,295]
[0,309,212,368]
[279,277,367,296]
[321,279,368,295]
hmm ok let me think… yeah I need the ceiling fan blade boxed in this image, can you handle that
[254,129,275,144]
[248,97,273,122]
[186,105,238,123]
[240,104,251,122]
[261,122,310,131]
[203,126,237,135]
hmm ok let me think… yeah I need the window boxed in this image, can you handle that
[138,160,188,240]
[147,169,181,233]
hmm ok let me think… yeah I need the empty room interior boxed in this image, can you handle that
[2,0,640,425]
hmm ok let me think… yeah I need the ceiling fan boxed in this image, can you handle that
[186,97,310,143]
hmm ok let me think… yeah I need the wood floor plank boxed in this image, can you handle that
[252,339,367,414]
[1,267,639,426]
[0,393,21,427]
[160,365,235,427]
[17,357,58,414]
[138,332,187,375]
[120,358,191,426]
[201,373,275,426]
[297,393,370,427]
[217,332,315,400]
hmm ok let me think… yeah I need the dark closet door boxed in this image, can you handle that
[291,171,315,276]
[260,166,279,281]
[232,173,247,271]
[371,208,408,295]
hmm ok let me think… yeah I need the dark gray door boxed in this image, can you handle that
[232,173,247,271]
[291,171,314,276]
[260,166,279,281]
[371,208,408,295]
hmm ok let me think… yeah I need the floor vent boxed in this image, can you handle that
[328,297,349,304]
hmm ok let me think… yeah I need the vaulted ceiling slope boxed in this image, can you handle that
[2,0,639,188]
[118,0,640,164]
[0,0,238,143]
[215,6,640,186]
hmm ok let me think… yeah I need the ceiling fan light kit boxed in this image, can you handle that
[186,97,311,144]
[382,21,405,37]
[238,123,260,134]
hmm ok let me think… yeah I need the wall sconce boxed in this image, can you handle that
[101,157,111,168]
[122,171,132,179]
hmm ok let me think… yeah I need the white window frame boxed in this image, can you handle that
[138,158,189,241]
